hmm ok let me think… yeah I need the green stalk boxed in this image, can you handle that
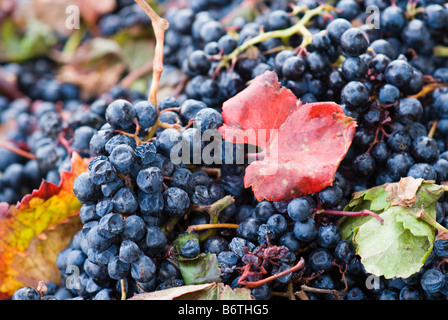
[416,209,448,235]
[218,4,333,68]
[434,46,448,58]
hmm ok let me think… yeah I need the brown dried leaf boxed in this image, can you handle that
[79,0,116,27]
[31,0,74,37]
[128,282,254,300]
[30,0,116,36]
[385,177,424,207]
[129,283,215,300]
[436,229,448,241]
[56,38,125,100]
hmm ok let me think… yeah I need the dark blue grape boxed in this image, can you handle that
[385,59,413,88]
[180,239,200,258]
[382,6,406,32]
[136,167,164,194]
[119,240,142,264]
[135,142,157,166]
[282,56,307,80]
[109,144,136,174]
[73,172,101,204]
[410,136,440,163]
[378,84,400,105]
[236,218,261,242]
[308,248,333,271]
[139,226,167,256]
[105,134,136,155]
[340,27,369,57]
[105,99,136,130]
[334,240,355,263]
[12,287,41,300]
[420,268,445,293]
[108,255,130,280]
[112,187,138,215]
[316,223,341,249]
[122,215,146,242]
[293,218,318,242]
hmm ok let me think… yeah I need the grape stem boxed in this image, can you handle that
[120,59,153,89]
[299,283,345,300]
[120,279,126,300]
[187,223,239,233]
[238,257,305,288]
[162,196,235,239]
[218,4,334,69]
[0,142,36,160]
[134,0,169,108]
[188,195,235,241]
[428,121,438,138]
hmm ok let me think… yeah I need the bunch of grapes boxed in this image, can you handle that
[8,0,448,301]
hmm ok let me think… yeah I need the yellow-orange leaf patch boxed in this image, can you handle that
[0,152,90,298]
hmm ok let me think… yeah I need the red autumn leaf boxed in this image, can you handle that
[0,152,90,298]
[218,71,357,202]
[218,70,300,149]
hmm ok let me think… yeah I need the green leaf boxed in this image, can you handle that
[338,177,446,279]
[0,18,57,63]
[178,253,221,285]
[352,206,435,279]
[340,185,391,240]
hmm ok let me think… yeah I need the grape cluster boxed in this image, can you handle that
[8,0,448,301]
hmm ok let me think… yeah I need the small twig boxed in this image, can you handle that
[409,83,448,99]
[120,279,127,300]
[0,142,36,160]
[187,223,239,233]
[198,167,221,178]
[300,284,344,300]
[238,257,305,288]
[428,121,438,138]
[120,59,154,89]
[134,0,169,108]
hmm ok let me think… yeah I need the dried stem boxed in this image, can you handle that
[134,0,169,107]
[120,279,127,300]
[238,257,305,288]
[300,284,344,300]
[409,83,448,99]
[0,142,36,160]
[428,121,438,138]
[187,223,239,233]
[120,59,153,89]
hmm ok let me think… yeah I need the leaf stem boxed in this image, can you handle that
[316,208,384,224]
[415,209,448,234]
